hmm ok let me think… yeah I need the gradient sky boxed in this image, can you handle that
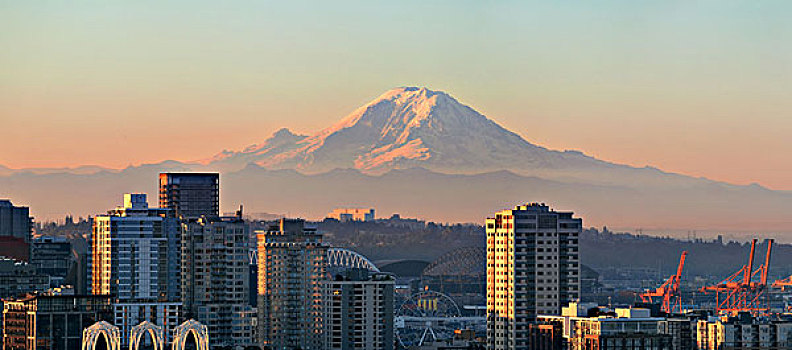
[2,1,791,189]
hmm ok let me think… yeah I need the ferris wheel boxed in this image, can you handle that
[395,290,462,347]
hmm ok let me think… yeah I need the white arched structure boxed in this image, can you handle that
[130,321,164,350]
[327,248,380,272]
[171,319,209,350]
[82,321,121,350]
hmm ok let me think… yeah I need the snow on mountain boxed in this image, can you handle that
[208,87,606,174]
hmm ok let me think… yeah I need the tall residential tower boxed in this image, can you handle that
[89,194,181,345]
[257,218,327,350]
[486,203,581,350]
[181,215,255,347]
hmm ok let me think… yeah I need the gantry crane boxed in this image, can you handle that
[640,251,687,314]
[700,239,773,314]
[773,276,792,289]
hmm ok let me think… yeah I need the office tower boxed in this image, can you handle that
[257,218,327,350]
[0,200,33,243]
[326,208,375,222]
[2,294,112,350]
[181,215,255,348]
[89,193,181,345]
[486,203,581,350]
[159,173,220,219]
[324,268,394,350]
[30,236,73,287]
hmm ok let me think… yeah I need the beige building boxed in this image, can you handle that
[540,303,672,350]
[257,218,327,350]
[486,202,581,350]
[697,314,792,350]
[326,208,375,222]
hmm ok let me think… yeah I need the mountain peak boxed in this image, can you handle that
[209,86,597,174]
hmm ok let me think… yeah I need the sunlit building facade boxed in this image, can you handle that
[326,208,375,222]
[486,203,581,349]
[89,193,181,346]
[257,218,327,350]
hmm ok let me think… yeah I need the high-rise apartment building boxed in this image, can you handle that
[159,173,219,219]
[324,268,394,350]
[486,203,581,350]
[181,215,255,347]
[257,218,327,350]
[89,193,181,345]
[0,200,33,243]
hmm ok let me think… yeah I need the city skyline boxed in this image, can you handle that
[2,1,792,190]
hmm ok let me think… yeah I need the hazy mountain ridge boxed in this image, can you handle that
[1,87,791,233]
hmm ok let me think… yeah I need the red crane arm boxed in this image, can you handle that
[744,239,757,285]
[761,239,773,285]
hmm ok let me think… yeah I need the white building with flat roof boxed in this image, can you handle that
[486,202,581,350]
[89,194,181,345]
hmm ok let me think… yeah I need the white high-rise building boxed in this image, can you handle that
[486,203,581,350]
[89,193,181,345]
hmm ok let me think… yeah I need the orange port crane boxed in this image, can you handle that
[773,276,792,289]
[700,239,773,314]
[640,251,687,314]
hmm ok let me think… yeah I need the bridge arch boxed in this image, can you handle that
[327,248,379,272]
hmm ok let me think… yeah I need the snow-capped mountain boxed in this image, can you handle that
[205,87,606,174]
[6,86,792,232]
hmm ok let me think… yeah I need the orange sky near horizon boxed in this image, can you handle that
[2,1,791,190]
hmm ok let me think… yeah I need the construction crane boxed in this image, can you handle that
[640,251,687,314]
[700,239,773,314]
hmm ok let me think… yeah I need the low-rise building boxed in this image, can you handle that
[30,236,73,287]
[697,313,792,350]
[660,317,697,350]
[2,294,112,350]
[326,208,375,222]
[0,259,49,299]
[539,303,672,350]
